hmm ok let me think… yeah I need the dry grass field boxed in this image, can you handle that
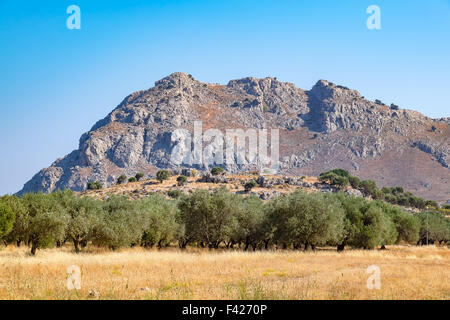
[0,245,448,300]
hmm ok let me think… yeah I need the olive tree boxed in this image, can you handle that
[92,196,144,250]
[23,193,68,255]
[228,195,266,250]
[156,170,171,183]
[267,191,345,250]
[2,195,28,246]
[0,198,15,240]
[53,191,102,253]
[178,188,238,248]
[355,202,397,249]
[138,195,180,248]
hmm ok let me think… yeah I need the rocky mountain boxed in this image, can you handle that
[19,72,450,201]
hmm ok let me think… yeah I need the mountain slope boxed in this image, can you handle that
[19,73,450,201]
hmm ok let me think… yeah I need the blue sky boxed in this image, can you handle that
[0,0,449,195]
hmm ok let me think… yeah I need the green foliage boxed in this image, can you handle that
[156,170,171,183]
[176,175,188,186]
[348,176,361,189]
[229,195,267,250]
[210,167,225,176]
[267,191,345,249]
[356,202,397,249]
[135,173,145,181]
[22,192,68,255]
[374,201,420,244]
[52,190,101,253]
[117,174,127,185]
[128,177,137,183]
[87,181,103,190]
[244,180,257,192]
[92,196,144,250]
[318,170,349,189]
[168,190,183,199]
[0,198,15,238]
[359,180,378,197]
[178,188,238,248]
[138,195,180,248]
[416,211,450,244]
[9,178,447,254]
[2,195,28,245]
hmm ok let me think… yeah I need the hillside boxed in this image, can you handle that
[19,72,450,202]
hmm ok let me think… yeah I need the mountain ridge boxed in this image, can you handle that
[18,72,450,202]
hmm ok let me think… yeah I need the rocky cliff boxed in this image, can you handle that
[19,73,450,201]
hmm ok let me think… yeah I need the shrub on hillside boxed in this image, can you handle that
[177,175,188,186]
[156,170,171,183]
[135,173,145,181]
[117,175,127,185]
[87,181,103,190]
[244,180,257,192]
[210,167,225,176]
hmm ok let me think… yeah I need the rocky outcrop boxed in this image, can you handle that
[18,73,450,201]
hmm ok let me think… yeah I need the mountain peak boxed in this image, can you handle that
[18,74,449,202]
[310,79,361,101]
[155,72,197,89]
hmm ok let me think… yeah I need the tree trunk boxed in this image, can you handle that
[244,242,250,251]
[30,242,37,256]
[337,243,345,252]
[16,240,21,247]
[74,239,81,254]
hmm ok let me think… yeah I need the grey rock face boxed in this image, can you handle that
[18,73,449,200]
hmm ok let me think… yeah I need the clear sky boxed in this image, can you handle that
[0,0,449,195]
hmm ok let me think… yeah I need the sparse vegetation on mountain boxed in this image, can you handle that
[135,173,144,181]
[117,175,127,185]
[244,180,257,192]
[87,181,102,190]
[318,170,349,189]
[19,73,450,203]
[156,170,171,183]
[128,177,137,183]
[211,167,225,176]
[176,175,187,186]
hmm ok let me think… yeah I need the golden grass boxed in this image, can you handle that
[0,245,448,300]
